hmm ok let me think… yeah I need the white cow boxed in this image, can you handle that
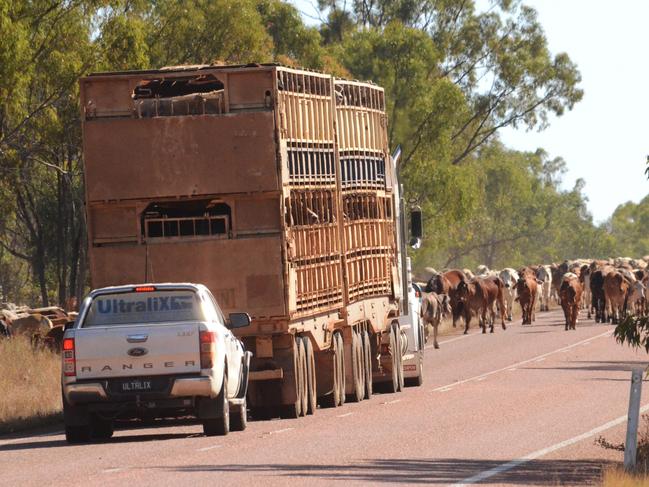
[536,265,553,312]
[499,268,519,321]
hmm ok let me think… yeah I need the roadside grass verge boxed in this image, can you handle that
[0,338,62,435]
[602,468,649,486]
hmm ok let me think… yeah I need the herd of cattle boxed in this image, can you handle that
[0,304,77,349]
[418,257,649,349]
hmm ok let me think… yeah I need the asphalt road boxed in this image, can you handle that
[2,309,648,486]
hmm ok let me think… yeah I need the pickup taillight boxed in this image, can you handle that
[199,331,216,369]
[62,338,76,377]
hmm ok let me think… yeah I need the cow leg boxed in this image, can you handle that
[433,322,439,349]
[463,312,470,334]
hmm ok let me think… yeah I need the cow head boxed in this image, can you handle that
[456,281,470,302]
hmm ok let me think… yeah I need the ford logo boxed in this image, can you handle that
[127,347,148,357]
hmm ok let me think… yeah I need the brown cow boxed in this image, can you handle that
[515,275,538,325]
[603,270,630,324]
[425,270,467,328]
[457,277,506,334]
[560,274,582,330]
[420,292,452,349]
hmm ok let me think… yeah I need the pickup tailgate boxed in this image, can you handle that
[74,323,201,380]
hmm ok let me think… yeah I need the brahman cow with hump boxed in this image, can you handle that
[499,268,519,321]
[420,292,452,349]
[457,277,506,334]
[536,265,553,312]
[516,273,538,325]
[425,269,468,328]
[604,270,630,324]
[560,273,582,330]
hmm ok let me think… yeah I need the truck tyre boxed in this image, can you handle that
[65,425,91,444]
[335,332,346,406]
[347,330,364,403]
[319,332,341,408]
[280,336,306,419]
[91,416,114,440]
[203,369,229,436]
[297,337,308,417]
[385,327,400,393]
[393,323,405,392]
[362,330,373,399]
[230,397,247,432]
[303,336,317,415]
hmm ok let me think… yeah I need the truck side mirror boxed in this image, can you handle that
[409,206,423,249]
[228,312,251,329]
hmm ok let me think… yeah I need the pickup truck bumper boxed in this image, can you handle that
[64,376,215,404]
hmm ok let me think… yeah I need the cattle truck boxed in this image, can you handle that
[80,63,423,418]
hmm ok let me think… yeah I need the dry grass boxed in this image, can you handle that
[602,468,649,486]
[0,337,62,434]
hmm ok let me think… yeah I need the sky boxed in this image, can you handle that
[292,0,649,223]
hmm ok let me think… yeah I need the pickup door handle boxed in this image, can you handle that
[126,334,148,343]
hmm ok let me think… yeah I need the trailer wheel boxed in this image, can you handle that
[297,337,308,416]
[347,329,365,402]
[393,323,405,392]
[335,332,346,406]
[280,336,306,419]
[303,336,317,415]
[362,330,373,399]
[319,332,341,408]
[385,326,400,393]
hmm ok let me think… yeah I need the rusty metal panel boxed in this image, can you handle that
[90,237,285,318]
[90,206,138,243]
[82,78,133,118]
[235,196,281,234]
[227,71,274,109]
[90,245,147,289]
[84,112,278,202]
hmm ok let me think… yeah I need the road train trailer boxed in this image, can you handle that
[80,63,423,418]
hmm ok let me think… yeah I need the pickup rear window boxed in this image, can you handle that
[83,290,204,327]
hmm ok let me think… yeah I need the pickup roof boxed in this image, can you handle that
[62,283,252,443]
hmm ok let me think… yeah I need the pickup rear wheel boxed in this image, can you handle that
[203,369,230,436]
[91,416,114,440]
[230,397,247,432]
[65,425,91,444]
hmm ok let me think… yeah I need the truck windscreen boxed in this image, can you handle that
[83,290,204,327]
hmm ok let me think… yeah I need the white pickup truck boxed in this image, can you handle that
[61,283,252,443]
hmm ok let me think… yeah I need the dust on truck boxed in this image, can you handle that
[80,63,422,418]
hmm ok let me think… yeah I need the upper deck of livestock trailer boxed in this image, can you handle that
[81,63,401,337]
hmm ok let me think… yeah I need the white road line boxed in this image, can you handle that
[197,444,222,452]
[270,427,294,434]
[425,333,473,349]
[431,330,612,393]
[383,399,402,405]
[337,412,354,418]
[454,404,649,486]
[534,357,546,363]
[102,467,129,474]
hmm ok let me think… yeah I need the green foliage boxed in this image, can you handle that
[614,315,649,353]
